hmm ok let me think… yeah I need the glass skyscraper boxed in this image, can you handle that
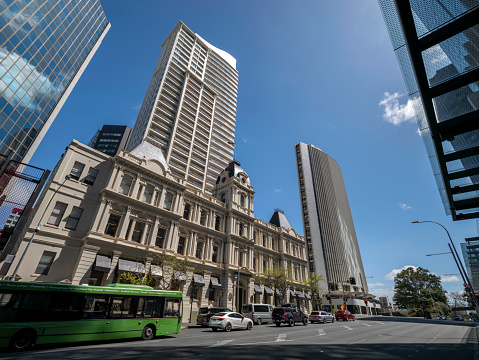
[0,0,110,163]
[127,21,238,194]
[379,1,479,220]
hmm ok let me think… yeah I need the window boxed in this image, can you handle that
[84,168,99,186]
[142,185,154,203]
[196,242,203,259]
[136,185,144,199]
[215,216,221,231]
[208,287,215,301]
[109,297,138,318]
[35,251,56,274]
[83,295,108,319]
[240,194,245,207]
[70,161,84,180]
[263,258,267,271]
[119,174,133,195]
[239,223,244,236]
[221,193,225,203]
[239,251,243,267]
[47,202,67,226]
[65,206,83,230]
[177,236,185,255]
[212,245,218,263]
[272,239,275,251]
[155,228,166,248]
[263,235,266,247]
[183,203,191,220]
[105,214,121,237]
[164,298,181,318]
[253,257,257,271]
[163,192,173,210]
[131,222,145,243]
[200,210,207,226]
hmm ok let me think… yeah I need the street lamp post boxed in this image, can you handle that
[413,220,479,314]
[9,175,70,281]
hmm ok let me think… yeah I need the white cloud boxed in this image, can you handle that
[273,188,282,193]
[385,265,418,280]
[368,282,385,287]
[441,275,460,283]
[398,202,412,210]
[243,138,249,143]
[379,92,416,126]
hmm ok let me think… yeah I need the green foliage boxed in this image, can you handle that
[120,253,196,290]
[393,266,447,309]
[300,273,325,311]
[255,266,293,304]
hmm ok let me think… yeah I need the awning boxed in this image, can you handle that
[192,274,205,287]
[210,276,223,289]
[289,290,296,298]
[117,259,145,274]
[174,271,187,282]
[254,284,262,294]
[264,286,273,296]
[296,291,305,299]
[150,265,162,277]
[94,255,111,273]
[305,293,311,300]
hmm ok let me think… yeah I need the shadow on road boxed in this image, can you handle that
[358,316,476,327]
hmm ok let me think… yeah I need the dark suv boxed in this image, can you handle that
[272,307,308,327]
[196,307,232,326]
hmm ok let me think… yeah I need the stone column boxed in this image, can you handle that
[118,206,132,240]
[140,222,150,244]
[166,221,179,250]
[105,250,122,284]
[71,244,100,285]
[96,200,114,234]
[126,219,136,241]
[149,216,160,245]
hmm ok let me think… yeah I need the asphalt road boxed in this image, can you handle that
[1,316,477,360]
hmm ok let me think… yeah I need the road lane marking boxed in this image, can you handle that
[363,323,372,327]
[318,329,326,336]
[207,339,234,347]
[350,339,366,345]
[276,334,287,342]
[344,326,353,331]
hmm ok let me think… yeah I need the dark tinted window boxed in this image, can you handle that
[199,307,209,315]
[272,308,284,315]
[254,305,270,312]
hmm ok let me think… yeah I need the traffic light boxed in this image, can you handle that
[364,299,368,305]
[418,299,423,308]
[326,294,331,301]
[349,277,356,285]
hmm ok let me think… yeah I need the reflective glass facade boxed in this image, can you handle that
[0,0,109,163]
[379,1,479,220]
[462,240,479,295]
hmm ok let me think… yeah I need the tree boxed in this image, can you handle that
[255,266,292,304]
[393,266,447,309]
[448,291,468,308]
[120,254,196,290]
[300,273,326,310]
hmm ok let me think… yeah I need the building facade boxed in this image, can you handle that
[4,140,311,322]
[126,21,238,194]
[295,142,371,313]
[89,125,132,156]
[461,238,479,295]
[378,0,479,220]
[0,0,110,163]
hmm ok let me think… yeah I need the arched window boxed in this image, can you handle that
[240,194,245,207]
[119,174,133,195]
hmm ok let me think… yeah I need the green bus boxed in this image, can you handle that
[0,280,183,350]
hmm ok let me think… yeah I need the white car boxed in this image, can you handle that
[309,311,335,324]
[209,312,254,332]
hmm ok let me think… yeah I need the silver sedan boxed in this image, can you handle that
[209,312,254,332]
[309,311,335,324]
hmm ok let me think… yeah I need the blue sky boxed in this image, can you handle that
[29,0,474,300]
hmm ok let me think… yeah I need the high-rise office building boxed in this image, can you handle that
[378,1,479,220]
[295,142,369,298]
[89,125,131,156]
[461,238,479,295]
[0,0,110,163]
[127,21,238,194]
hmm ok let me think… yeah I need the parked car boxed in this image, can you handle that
[335,310,355,321]
[309,311,335,324]
[242,304,274,325]
[453,315,464,321]
[209,312,253,332]
[272,307,308,326]
[437,315,446,320]
[197,307,232,327]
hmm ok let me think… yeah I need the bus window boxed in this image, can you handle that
[164,298,181,318]
[83,295,108,319]
[50,293,82,321]
[18,293,51,321]
[0,292,22,322]
[109,297,140,318]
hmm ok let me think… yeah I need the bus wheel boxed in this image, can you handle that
[11,329,36,350]
[142,325,156,340]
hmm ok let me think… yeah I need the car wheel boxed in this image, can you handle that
[303,318,308,326]
[332,318,335,323]
[246,322,252,330]
[322,318,326,324]
[225,323,232,332]
[288,318,294,327]
[275,322,281,327]
[352,317,355,321]
[141,325,155,340]
[212,327,218,332]
[10,329,36,351]
[257,317,262,326]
